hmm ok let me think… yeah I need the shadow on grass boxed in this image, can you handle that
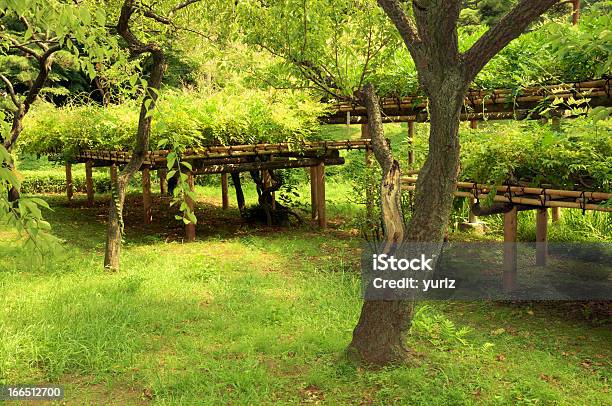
[40,192,352,251]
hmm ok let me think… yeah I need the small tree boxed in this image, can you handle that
[0,1,116,250]
[104,0,203,270]
[0,0,113,200]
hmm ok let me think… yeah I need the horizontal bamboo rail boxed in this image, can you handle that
[402,185,611,212]
[401,177,612,201]
[192,157,344,174]
[74,139,371,165]
[334,79,611,113]
[326,78,611,124]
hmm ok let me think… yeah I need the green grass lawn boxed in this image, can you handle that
[0,184,610,405]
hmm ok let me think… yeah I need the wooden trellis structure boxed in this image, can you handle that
[323,78,612,124]
[64,139,372,239]
[402,176,612,292]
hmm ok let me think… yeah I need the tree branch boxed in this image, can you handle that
[377,0,422,59]
[2,36,41,59]
[463,0,560,81]
[170,0,201,16]
[361,83,393,174]
[0,74,21,109]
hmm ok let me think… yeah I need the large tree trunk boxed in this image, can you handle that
[351,0,560,367]
[349,84,412,365]
[407,76,466,241]
[349,78,466,365]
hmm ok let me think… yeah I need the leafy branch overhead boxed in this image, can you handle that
[0,0,120,150]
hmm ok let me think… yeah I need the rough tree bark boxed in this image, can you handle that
[349,0,560,365]
[349,84,412,365]
[104,0,166,270]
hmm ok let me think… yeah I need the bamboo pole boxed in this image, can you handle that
[536,208,548,266]
[185,172,196,242]
[403,186,612,212]
[65,163,73,202]
[316,161,326,229]
[452,190,612,213]
[77,140,371,165]
[334,80,609,113]
[192,157,344,175]
[503,207,518,292]
[402,177,612,201]
[221,173,229,210]
[310,166,318,220]
[552,207,561,222]
[142,167,152,224]
[85,160,94,207]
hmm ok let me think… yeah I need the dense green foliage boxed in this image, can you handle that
[374,10,612,96]
[18,88,327,158]
[459,119,612,191]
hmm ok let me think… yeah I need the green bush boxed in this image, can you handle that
[460,118,612,191]
[19,169,113,194]
[18,88,328,160]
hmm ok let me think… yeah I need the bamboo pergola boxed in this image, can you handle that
[323,78,612,124]
[402,175,611,292]
[64,139,372,238]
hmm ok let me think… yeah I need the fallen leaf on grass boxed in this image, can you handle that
[491,328,506,336]
[496,354,506,362]
[300,384,325,403]
[142,388,154,400]
[539,373,559,384]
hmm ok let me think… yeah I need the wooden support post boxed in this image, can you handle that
[470,119,478,129]
[316,161,326,229]
[85,160,94,207]
[407,121,415,168]
[159,169,167,195]
[142,166,152,224]
[185,172,196,242]
[221,173,229,210]
[310,166,318,220]
[551,207,561,223]
[468,198,478,223]
[231,173,245,213]
[572,0,580,25]
[536,207,548,266]
[262,170,275,209]
[65,163,73,202]
[503,206,518,292]
[362,123,374,220]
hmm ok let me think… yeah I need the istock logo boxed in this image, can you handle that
[372,254,435,271]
